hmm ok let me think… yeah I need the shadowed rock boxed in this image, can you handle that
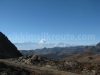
[0,32,22,58]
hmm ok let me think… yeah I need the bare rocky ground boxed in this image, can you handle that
[1,55,100,75]
[0,61,30,75]
[0,59,79,75]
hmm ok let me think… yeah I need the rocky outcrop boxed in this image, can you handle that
[82,69,96,75]
[0,32,22,58]
[12,55,100,75]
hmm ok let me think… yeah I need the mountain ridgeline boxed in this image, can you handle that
[0,32,100,75]
[20,46,85,58]
[20,43,100,60]
[0,32,22,58]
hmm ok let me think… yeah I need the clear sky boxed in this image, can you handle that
[0,0,100,45]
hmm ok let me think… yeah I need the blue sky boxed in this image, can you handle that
[0,0,100,45]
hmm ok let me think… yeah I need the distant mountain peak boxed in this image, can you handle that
[96,42,100,46]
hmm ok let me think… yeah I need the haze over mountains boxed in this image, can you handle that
[20,46,85,58]
[14,42,77,50]
[14,39,96,50]
[0,32,100,75]
[20,42,100,63]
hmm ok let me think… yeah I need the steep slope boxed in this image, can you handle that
[65,43,100,63]
[0,32,22,58]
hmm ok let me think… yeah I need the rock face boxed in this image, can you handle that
[0,32,22,58]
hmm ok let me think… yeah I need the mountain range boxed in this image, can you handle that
[20,42,100,62]
[14,42,77,50]
[14,40,96,50]
[0,31,100,75]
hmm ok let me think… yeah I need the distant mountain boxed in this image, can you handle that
[20,46,85,58]
[83,43,100,53]
[0,32,22,58]
[14,42,74,50]
[65,42,100,63]
[20,42,100,59]
[14,41,90,50]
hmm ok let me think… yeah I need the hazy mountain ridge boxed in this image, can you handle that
[14,40,92,50]
[65,42,100,63]
[20,42,100,60]
[0,32,100,75]
[20,46,85,58]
